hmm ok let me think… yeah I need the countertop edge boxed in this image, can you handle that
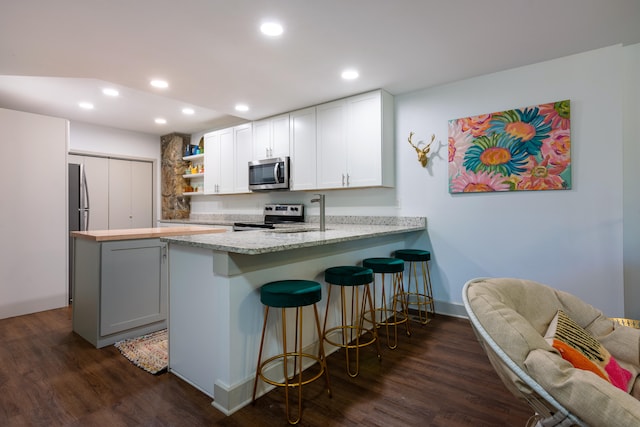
[161,224,425,255]
[71,226,227,242]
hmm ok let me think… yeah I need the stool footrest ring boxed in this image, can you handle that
[324,326,377,349]
[257,352,327,388]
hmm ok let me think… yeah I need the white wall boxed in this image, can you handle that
[68,121,161,225]
[192,44,636,318]
[623,43,640,318]
[395,45,625,316]
[0,109,68,318]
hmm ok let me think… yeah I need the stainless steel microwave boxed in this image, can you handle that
[248,156,290,191]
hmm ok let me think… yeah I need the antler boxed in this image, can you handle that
[408,132,435,167]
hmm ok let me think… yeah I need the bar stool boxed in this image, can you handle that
[362,257,411,349]
[322,266,381,377]
[394,249,435,325]
[252,280,331,425]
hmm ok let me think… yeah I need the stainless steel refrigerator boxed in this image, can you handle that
[68,163,90,302]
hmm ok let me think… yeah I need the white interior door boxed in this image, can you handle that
[109,158,153,229]
[108,158,132,229]
[130,160,153,228]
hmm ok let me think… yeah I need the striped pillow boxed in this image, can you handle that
[544,310,632,392]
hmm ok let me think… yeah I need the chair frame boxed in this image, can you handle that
[462,278,586,427]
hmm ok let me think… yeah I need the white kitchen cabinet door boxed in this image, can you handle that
[252,119,271,160]
[290,107,317,190]
[345,92,383,188]
[203,132,219,194]
[204,128,234,194]
[316,99,347,189]
[68,154,109,230]
[234,123,252,193]
[316,90,394,190]
[271,114,291,158]
[218,129,235,194]
[205,125,251,194]
[108,158,153,229]
[252,114,290,160]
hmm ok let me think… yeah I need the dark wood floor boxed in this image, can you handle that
[0,306,532,426]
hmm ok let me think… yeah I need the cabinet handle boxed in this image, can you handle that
[346,173,350,186]
[342,174,345,186]
[161,245,167,263]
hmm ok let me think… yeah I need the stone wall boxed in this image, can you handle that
[160,133,190,219]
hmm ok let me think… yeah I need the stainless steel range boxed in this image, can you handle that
[233,203,304,231]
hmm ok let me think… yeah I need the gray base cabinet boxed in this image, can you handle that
[72,238,168,348]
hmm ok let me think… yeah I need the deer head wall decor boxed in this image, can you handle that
[408,131,435,168]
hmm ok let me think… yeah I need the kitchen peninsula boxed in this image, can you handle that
[71,226,225,348]
[161,217,426,415]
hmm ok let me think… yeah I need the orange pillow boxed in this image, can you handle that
[544,310,632,392]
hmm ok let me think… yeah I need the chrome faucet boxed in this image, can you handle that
[311,194,326,231]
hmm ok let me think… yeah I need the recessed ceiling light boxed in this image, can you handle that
[102,88,119,97]
[341,69,359,80]
[260,22,284,37]
[78,102,94,110]
[182,107,195,115]
[235,104,249,112]
[150,79,169,89]
[155,118,167,124]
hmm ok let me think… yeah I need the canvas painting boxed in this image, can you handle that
[448,100,571,193]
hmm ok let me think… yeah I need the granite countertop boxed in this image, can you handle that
[71,226,227,242]
[161,217,426,255]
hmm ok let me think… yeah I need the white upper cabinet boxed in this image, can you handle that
[201,89,393,195]
[204,127,233,194]
[234,123,252,193]
[290,107,317,191]
[204,123,252,195]
[252,113,290,160]
[317,100,347,189]
[316,90,394,189]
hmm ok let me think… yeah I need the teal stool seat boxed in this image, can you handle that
[362,257,410,349]
[252,279,331,424]
[260,280,321,308]
[322,266,380,377]
[325,266,373,286]
[394,249,431,262]
[394,249,435,325]
[362,257,404,273]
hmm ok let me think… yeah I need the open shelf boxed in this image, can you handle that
[182,154,204,161]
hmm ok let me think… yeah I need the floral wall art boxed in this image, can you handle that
[448,100,571,193]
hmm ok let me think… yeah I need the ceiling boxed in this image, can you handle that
[1,0,640,136]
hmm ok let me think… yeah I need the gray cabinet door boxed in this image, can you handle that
[100,239,167,335]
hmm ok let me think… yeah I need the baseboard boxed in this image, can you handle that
[211,298,467,416]
[212,339,336,415]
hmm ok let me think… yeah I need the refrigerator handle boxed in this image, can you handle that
[80,164,90,231]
